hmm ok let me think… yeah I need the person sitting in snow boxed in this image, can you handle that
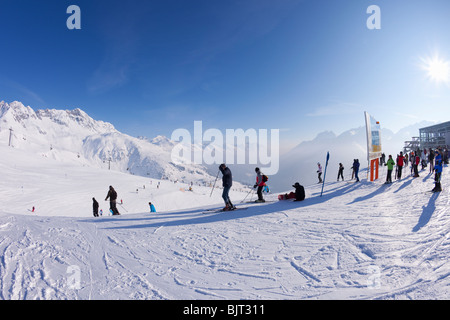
[292,182,305,202]
[149,202,156,213]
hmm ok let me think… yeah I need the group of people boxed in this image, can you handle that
[219,163,306,211]
[92,185,157,217]
[383,147,445,192]
[316,159,361,184]
[93,148,445,217]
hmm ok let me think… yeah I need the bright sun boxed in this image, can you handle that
[421,55,450,84]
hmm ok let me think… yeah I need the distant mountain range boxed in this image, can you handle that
[270,120,435,192]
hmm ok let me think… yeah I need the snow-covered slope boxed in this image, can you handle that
[0,100,217,185]
[0,141,449,300]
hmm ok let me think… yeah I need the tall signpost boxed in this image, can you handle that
[364,112,382,182]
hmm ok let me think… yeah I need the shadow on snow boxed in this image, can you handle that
[90,182,365,230]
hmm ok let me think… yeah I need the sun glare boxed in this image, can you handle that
[421,55,450,84]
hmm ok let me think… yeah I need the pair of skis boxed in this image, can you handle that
[202,207,248,214]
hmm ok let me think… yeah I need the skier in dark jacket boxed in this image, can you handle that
[337,163,344,181]
[92,197,99,217]
[428,148,435,173]
[352,159,360,182]
[219,164,235,211]
[105,186,120,215]
[292,182,305,201]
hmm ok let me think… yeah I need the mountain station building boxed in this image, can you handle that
[404,121,450,153]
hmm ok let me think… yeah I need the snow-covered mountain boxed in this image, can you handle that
[0,100,215,184]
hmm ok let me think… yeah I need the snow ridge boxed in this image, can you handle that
[0,100,214,184]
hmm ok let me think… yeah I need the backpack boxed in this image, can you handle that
[262,174,268,182]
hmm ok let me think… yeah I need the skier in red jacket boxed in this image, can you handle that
[397,152,406,179]
[254,167,266,203]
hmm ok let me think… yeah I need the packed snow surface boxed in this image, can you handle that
[0,144,449,300]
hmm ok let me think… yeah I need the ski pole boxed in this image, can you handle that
[249,189,255,202]
[209,170,220,197]
[240,188,254,203]
[118,202,128,212]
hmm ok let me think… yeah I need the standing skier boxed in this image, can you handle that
[352,159,360,182]
[254,167,266,203]
[149,202,156,213]
[428,148,435,174]
[432,151,443,192]
[219,164,235,211]
[397,152,406,179]
[92,197,99,217]
[385,155,395,184]
[317,163,323,183]
[105,186,120,215]
[337,163,344,181]
[413,153,420,177]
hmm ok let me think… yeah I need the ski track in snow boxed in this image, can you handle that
[0,144,449,299]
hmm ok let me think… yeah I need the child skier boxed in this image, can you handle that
[317,163,323,183]
[254,167,266,203]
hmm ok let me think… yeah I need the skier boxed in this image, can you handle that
[92,197,99,217]
[397,152,406,179]
[432,151,443,192]
[337,163,344,181]
[351,159,356,179]
[317,163,323,183]
[254,167,266,203]
[149,202,156,213]
[352,159,360,182]
[219,164,235,211]
[413,153,420,177]
[380,153,386,166]
[428,148,435,174]
[105,185,120,215]
[292,182,305,201]
[385,155,395,184]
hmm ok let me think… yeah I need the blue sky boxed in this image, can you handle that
[1,0,449,152]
